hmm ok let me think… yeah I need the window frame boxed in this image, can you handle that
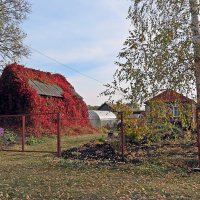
[172,104,180,118]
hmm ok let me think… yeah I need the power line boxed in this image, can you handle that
[29,46,125,98]
[29,46,104,85]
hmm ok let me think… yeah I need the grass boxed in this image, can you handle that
[2,133,103,152]
[0,133,200,199]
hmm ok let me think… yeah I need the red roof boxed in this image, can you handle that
[145,90,195,104]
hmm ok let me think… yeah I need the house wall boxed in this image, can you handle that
[145,101,196,129]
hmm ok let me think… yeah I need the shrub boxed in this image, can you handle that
[98,135,105,142]
[26,136,43,145]
[99,127,109,134]
[182,130,195,143]
[2,129,17,145]
[124,119,148,144]
[124,120,193,145]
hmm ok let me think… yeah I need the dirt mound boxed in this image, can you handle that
[61,142,142,164]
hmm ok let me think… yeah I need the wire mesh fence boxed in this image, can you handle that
[0,112,126,160]
[0,113,61,155]
[61,112,126,162]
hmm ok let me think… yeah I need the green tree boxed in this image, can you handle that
[104,0,200,166]
[0,0,30,67]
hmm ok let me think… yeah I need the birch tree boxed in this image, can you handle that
[190,0,200,168]
[104,0,200,167]
[0,0,30,67]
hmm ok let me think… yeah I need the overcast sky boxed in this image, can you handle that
[21,0,130,106]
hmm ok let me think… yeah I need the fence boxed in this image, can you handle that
[54,112,126,162]
[0,113,61,156]
[2,109,196,160]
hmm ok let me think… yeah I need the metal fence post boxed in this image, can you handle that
[57,113,61,157]
[22,115,25,152]
[120,112,125,160]
[196,107,200,168]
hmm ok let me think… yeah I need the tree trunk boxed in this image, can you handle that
[189,0,200,167]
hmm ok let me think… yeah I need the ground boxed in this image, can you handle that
[0,134,200,200]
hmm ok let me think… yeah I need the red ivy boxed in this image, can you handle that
[0,63,91,136]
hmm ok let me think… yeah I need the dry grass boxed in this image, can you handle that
[0,134,200,200]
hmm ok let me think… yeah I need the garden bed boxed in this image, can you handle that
[61,139,197,166]
[61,141,142,164]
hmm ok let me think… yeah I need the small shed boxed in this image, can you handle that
[89,110,117,128]
[0,64,90,135]
[98,102,114,112]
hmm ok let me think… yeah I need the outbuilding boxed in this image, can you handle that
[0,64,90,134]
[89,110,117,128]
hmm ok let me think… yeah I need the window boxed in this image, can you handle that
[173,105,179,117]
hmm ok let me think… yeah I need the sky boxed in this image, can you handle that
[21,0,131,106]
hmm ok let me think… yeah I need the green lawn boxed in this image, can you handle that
[0,134,200,200]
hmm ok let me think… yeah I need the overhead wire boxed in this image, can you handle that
[29,46,126,98]
[29,46,104,85]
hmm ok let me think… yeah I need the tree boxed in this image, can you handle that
[0,0,30,68]
[87,105,99,110]
[104,0,200,167]
[191,0,200,169]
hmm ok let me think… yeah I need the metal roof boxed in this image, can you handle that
[98,102,113,111]
[28,80,63,98]
[89,110,117,120]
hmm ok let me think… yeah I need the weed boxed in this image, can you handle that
[2,129,17,145]
[26,136,43,145]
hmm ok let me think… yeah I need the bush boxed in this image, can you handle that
[2,129,17,145]
[124,121,194,145]
[148,123,179,142]
[98,135,105,142]
[26,136,43,145]
[125,120,148,144]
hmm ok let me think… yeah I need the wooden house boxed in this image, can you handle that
[144,89,196,128]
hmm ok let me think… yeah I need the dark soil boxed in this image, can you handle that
[61,141,196,165]
[61,142,142,164]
